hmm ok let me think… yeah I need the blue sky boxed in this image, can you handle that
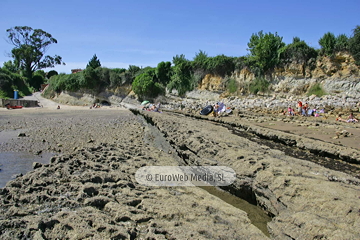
[0,0,359,74]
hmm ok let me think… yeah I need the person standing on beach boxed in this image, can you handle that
[297,101,302,115]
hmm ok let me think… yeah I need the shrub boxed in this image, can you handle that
[205,55,235,77]
[279,37,318,64]
[335,34,349,52]
[167,61,194,97]
[132,72,165,100]
[227,78,238,94]
[0,68,31,98]
[319,32,336,56]
[249,77,270,95]
[307,83,326,97]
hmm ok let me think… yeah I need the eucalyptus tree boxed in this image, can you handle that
[6,26,65,87]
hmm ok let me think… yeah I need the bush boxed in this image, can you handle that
[167,60,194,97]
[227,78,238,94]
[279,37,318,64]
[307,83,326,97]
[205,55,235,77]
[0,68,31,98]
[249,77,270,95]
[335,34,349,52]
[132,72,165,100]
[319,32,336,56]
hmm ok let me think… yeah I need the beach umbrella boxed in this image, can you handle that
[141,100,150,105]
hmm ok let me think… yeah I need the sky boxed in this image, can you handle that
[0,0,359,74]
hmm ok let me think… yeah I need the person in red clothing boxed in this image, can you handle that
[297,101,302,115]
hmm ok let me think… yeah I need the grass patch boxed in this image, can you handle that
[307,83,326,97]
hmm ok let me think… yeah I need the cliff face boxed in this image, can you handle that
[198,53,360,97]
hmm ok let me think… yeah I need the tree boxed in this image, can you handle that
[193,50,209,70]
[2,60,19,73]
[349,25,360,65]
[319,32,336,56]
[206,55,235,77]
[279,37,317,64]
[86,54,101,69]
[132,72,164,100]
[156,61,172,85]
[6,26,65,86]
[46,70,58,79]
[167,58,194,97]
[335,34,349,52]
[247,30,285,76]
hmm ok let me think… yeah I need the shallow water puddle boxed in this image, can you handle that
[200,186,271,237]
[0,152,54,188]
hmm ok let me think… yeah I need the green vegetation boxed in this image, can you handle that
[132,72,165,100]
[46,70,58,79]
[349,25,360,65]
[247,31,285,76]
[279,37,317,64]
[335,34,349,52]
[167,55,194,97]
[6,26,64,88]
[87,54,101,69]
[0,68,32,98]
[3,25,359,99]
[319,32,336,56]
[226,78,238,94]
[249,77,270,95]
[307,83,326,97]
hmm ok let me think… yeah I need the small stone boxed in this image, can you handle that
[35,150,42,155]
[18,133,26,137]
[33,162,43,169]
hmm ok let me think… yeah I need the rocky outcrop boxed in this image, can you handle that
[199,53,360,97]
[49,85,132,106]
[198,74,224,91]
[139,110,360,240]
[0,109,269,239]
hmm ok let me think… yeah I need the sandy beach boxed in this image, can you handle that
[0,95,360,239]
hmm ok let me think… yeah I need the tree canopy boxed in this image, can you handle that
[247,30,285,76]
[6,26,65,87]
[86,54,101,69]
[349,25,360,65]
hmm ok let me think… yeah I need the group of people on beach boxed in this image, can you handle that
[284,101,323,117]
[213,102,232,117]
[142,102,161,112]
[336,112,359,123]
[283,100,358,123]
